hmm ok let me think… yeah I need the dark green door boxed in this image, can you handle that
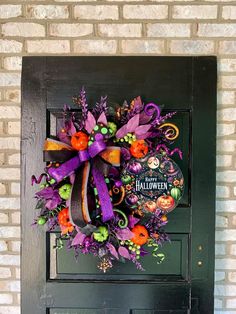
[21,57,216,314]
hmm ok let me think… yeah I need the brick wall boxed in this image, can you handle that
[0,1,235,313]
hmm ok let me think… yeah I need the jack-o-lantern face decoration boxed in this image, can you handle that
[157,195,175,213]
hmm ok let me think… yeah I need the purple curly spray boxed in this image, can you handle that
[31,173,50,186]
[144,103,161,125]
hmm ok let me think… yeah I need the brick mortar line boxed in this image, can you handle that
[0,51,236,56]
[1,19,236,22]
[0,1,233,3]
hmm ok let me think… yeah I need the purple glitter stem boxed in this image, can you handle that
[31,173,50,186]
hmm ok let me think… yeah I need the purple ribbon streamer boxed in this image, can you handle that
[48,154,82,182]
[156,144,183,160]
[92,166,114,222]
[79,150,89,162]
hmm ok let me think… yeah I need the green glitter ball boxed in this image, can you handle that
[101,127,108,135]
[37,217,47,225]
[93,226,109,242]
[107,122,117,137]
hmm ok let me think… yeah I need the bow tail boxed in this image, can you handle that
[47,155,82,182]
[92,164,114,222]
[69,161,91,227]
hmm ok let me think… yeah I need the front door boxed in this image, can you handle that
[21,56,216,314]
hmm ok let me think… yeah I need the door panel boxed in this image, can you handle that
[48,233,189,280]
[49,310,188,314]
[22,56,216,314]
[49,310,127,314]
[46,282,190,310]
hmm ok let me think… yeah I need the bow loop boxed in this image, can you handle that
[44,137,120,227]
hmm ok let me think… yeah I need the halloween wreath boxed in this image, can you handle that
[32,88,184,272]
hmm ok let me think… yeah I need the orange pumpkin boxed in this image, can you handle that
[71,131,89,151]
[129,140,148,159]
[131,225,149,246]
[58,208,74,234]
[156,195,175,212]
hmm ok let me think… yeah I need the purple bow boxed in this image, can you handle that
[47,140,106,182]
[46,139,117,226]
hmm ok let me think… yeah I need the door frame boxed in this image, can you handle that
[21,56,216,314]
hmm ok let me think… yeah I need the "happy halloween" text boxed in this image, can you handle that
[135,180,168,192]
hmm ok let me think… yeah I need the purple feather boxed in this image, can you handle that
[116,124,127,139]
[46,193,61,210]
[97,112,107,125]
[85,111,96,133]
[107,243,119,259]
[72,228,86,246]
[118,246,130,260]
[126,114,139,133]
[136,132,152,140]
[115,228,133,240]
[139,111,152,124]
[36,187,61,210]
[45,198,60,210]
[36,187,55,199]
[135,124,151,136]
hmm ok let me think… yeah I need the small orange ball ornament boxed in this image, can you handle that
[129,140,148,159]
[161,215,168,222]
[152,233,160,240]
[131,225,149,246]
[71,131,89,151]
